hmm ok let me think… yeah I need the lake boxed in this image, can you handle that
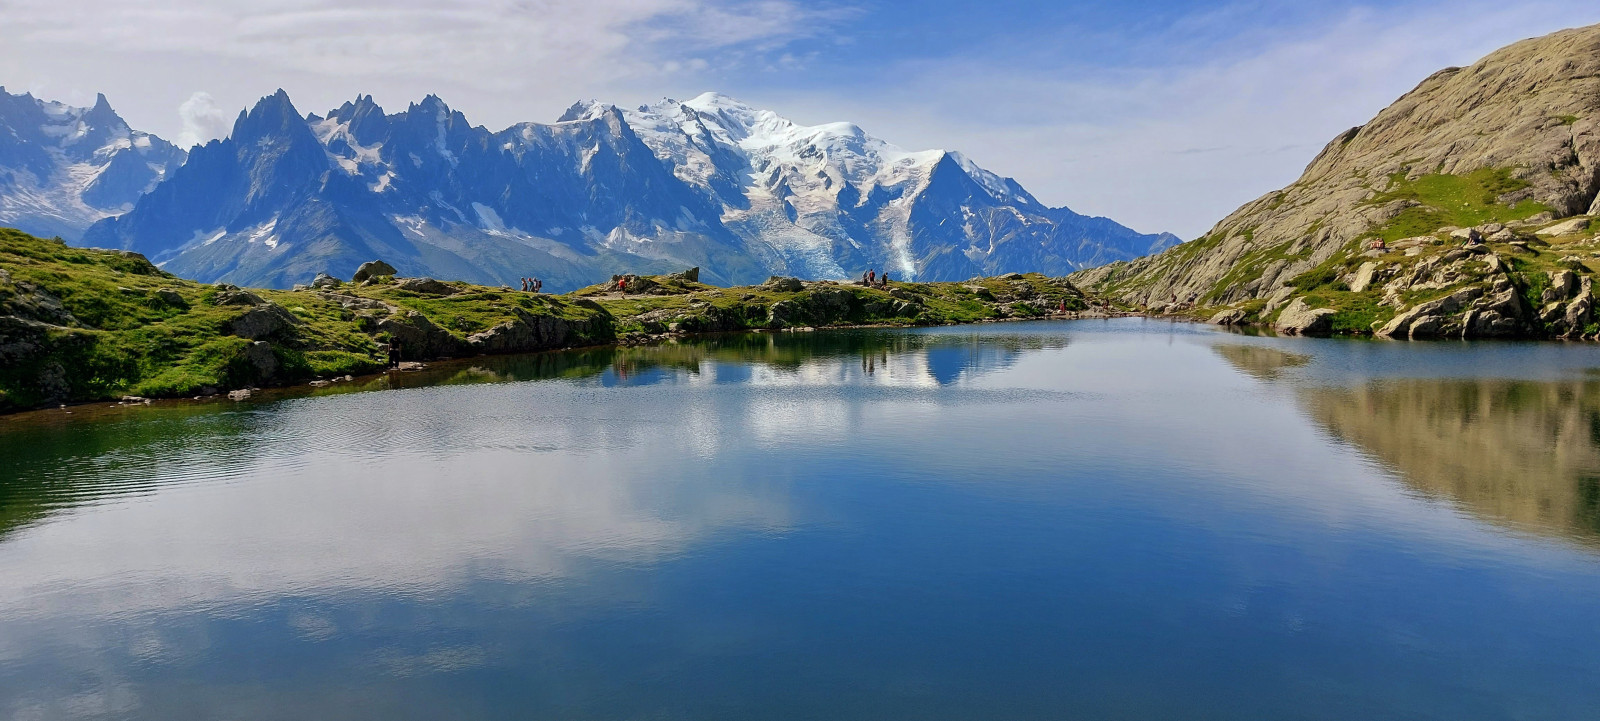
[3,318,1600,720]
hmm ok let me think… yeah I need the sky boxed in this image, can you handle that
[3,0,1599,239]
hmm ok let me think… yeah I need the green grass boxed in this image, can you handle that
[2,229,1096,411]
[1362,168,1550,242]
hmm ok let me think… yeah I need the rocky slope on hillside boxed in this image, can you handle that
[78,91,1174,291]
[1073,23,1600,339]
[1,228,1091,411]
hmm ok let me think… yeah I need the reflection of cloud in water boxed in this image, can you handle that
[1213,344,1600,545]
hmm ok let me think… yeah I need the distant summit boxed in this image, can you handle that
[76,91,1176,290]
[0,88,185,240]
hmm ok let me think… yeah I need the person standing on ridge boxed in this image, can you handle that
[868,269,876,285]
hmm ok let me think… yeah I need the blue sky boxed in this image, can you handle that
[4,0,1599,237]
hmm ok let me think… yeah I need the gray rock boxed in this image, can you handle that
[762,276,804,293]
[667,267,700,283]
[311,273,342,289]
[213,288,266,306]
[1349,261,1381,293]
[352,260,398,283]
[1210,308,1249,325]
[226,304,300,340]
[242,341,280,381]
[1274,298,1336,335]
[395,277,456,295]
[1536,217,1591,236]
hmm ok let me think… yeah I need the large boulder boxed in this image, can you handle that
[352,260,398,283]
[226,303,300,341]
[1210,308,1248,325]
[1536,217,1591,236]
[395,277,456,295]
[762,276,804,293]
[667,267,700,283]
[1274,298,1336,335]
[311,273,342,289]
[212,286,266,306]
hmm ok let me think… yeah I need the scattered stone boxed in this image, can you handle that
[228,389,253,401]
[309,379,331,387]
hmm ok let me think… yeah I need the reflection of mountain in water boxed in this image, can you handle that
[0,329,1067,539]
[1214,344,1600,545]
[399,330,1065,390]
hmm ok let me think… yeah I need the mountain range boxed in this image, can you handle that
[0,89,1177,291]
[0,88,185,241]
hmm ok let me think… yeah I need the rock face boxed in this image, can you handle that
[1074,23,1600,312]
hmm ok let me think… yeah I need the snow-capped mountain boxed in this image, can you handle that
[0,88,185,241]
[80,90,1176,290]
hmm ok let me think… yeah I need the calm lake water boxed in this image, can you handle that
[4,318,1600,720]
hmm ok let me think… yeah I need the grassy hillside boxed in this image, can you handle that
[0,229,1091,412]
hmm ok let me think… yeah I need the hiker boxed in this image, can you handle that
[521,278,529,292]
[619,277,628,293]
[868,269,876,285]
[862,270,870,285]
[1059,300,1067,314]
[534,278,543,293]
[388,339,402,368]
[881,271,890,287]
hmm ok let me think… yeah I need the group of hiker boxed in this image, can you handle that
[520,277,544,293]
[861,268,892,288]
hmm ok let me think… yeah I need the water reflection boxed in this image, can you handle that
[1215,343,1600,545]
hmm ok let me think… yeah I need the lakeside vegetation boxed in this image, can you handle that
[0,228,1091,412]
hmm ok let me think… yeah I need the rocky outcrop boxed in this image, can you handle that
[761,276,805,293]
[376,311,465,359]
[466,307,610,353]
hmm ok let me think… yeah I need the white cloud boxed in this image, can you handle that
[3,0,1598,238]
[175,91,231,148]
[0,0,845,138]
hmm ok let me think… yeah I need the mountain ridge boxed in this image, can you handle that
[77,90,1176,291]
[0,87,186,241]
